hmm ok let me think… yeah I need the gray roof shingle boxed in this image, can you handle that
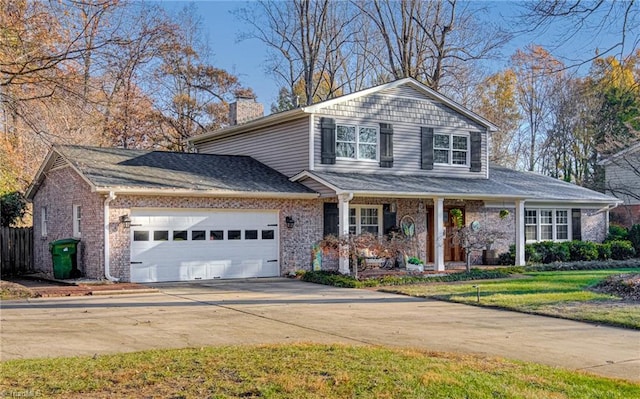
[54,145,316,195]
[306,165,619,203]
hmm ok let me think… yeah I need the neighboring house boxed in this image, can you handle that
[28,78,620,282]
[601,142,640,227]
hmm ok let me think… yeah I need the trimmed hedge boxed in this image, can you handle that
[301,267,526,288]
[299,260,640,288]
[498,240,636,265]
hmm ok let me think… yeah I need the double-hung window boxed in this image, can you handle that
[336,124,378,161]
[348,205,382,235]
[434,133,469,166]
[525,209,570,242]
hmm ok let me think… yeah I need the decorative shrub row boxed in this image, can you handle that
[299,259,640,288]
[498,240,636,265]
[607,224,640,255]
[300,268,526,288]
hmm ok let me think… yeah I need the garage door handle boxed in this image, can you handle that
[267,259,278,262]
[130,261,143,264]
[267,224,278,226]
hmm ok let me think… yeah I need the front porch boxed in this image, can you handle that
[316,196,526,276]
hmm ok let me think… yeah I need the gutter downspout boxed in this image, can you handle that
[594,203,620,215]
[104,191,120,282]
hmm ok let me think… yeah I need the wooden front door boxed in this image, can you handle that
[444,207,464,262]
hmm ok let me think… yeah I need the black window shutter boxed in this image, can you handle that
[470,131,482,172]
[421,127,434,170]
[323,203,339,237]
[572,209,582,241]
[379,123,394,168]
[320,117,336,164]
[383,204,397,235]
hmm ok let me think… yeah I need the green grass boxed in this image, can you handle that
[1,344,638,398]
[383,269,640,329]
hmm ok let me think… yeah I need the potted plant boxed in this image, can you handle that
[406,256,424,272]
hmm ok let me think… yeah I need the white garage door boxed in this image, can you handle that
[129,209,280,282]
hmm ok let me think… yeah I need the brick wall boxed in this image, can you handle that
[229,98,264,125]
[582,210,607,242]
[610,205,640,228]
[32,167,104,278]
[109,195,323,281]
[31,165,612,280]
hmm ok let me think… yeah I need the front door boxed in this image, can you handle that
[444,207,464,262]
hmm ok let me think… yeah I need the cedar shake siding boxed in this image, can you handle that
[313,91,487,177]
[195,116,310,177]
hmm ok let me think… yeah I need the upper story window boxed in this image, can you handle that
[336,124,378,161]
[525,209,570,242]
[434,133,469,166]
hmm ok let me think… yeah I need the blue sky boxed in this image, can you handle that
[157,1,634,112]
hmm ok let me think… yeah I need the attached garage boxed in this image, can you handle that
[130,209,280,282]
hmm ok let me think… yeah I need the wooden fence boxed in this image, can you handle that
[1,227,34,276]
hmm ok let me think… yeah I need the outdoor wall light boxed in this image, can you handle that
[285,216,295,229]
[119,214,132,228]
[390,202,397,213]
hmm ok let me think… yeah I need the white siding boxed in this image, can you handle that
[605,153,640,205]
[195,117,310,177]
[314,89,487,178]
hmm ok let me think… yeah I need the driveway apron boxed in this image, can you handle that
[1,279,638,381]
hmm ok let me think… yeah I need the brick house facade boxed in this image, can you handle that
[28,78,620,282]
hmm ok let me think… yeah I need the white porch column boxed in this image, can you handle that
[515,199,526,266]
[433,197,445,271]
[338,192,353,274]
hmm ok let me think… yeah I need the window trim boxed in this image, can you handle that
[347,205,383,236]
[41,207,47,237]
[335,123,379,162]
[72,204,82,238]
[433,132,469,166]
[524,208,571,243]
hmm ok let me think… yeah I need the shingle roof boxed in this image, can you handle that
[50,145,316,196]
[303,165,619,204]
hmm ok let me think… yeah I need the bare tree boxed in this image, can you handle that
[511,45,564,171]
[155,4,251,150]
[354,0,510,95]
[519,0,640,66]
[236,0,353,107]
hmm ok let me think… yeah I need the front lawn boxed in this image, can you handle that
[382,269,640,329]
[1,344,638,398]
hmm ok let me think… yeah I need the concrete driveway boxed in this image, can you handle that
[1,278,639,381]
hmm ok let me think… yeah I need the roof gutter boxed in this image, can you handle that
[594,202,620,215]
[103,191,120,282]
[93,188,319,199]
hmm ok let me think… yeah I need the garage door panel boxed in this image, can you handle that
[129,210,280,282]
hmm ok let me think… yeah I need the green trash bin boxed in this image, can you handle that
[49,238,80,279]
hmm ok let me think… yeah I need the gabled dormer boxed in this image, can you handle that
[306,79,497,178]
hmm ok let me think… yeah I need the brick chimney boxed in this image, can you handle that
[229,96,264,126]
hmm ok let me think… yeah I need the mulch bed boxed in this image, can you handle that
[1,278,154,298]
[592,273,640,301]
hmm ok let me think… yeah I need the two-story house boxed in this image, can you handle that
[27,78,620,282]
